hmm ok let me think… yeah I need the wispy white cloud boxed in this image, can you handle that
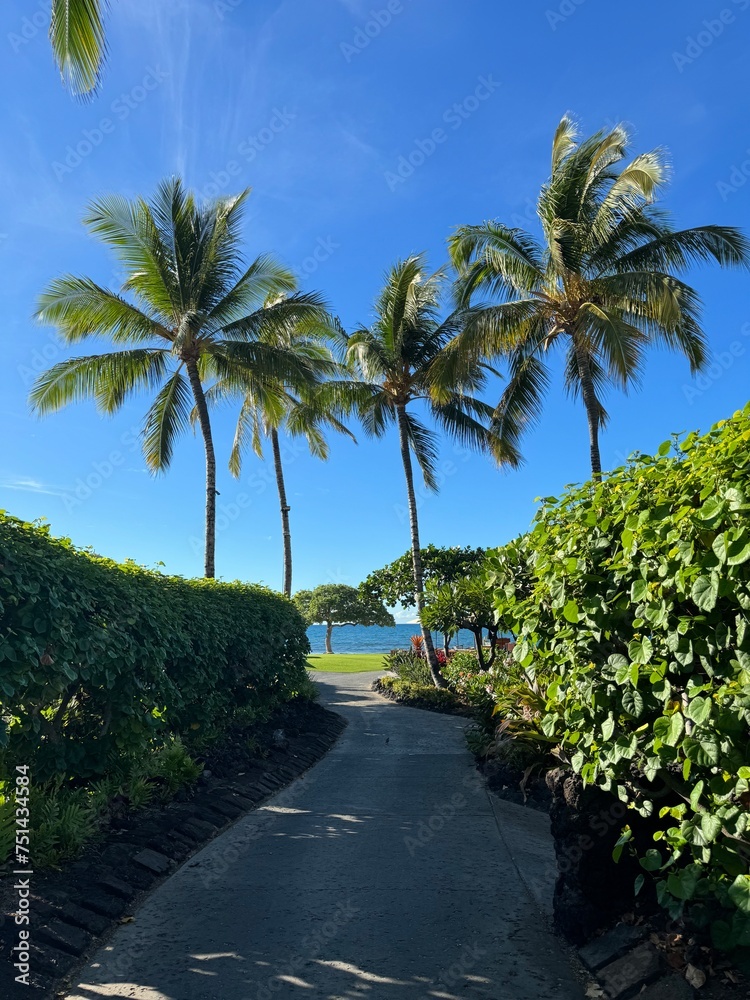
[0,476,65,497]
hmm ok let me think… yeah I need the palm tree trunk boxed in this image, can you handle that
[575,345,602,477]
[186,361,217,579]
[270,428,293,597]
[396,405,445,688]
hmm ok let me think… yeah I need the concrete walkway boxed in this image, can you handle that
[67,672,585,1000]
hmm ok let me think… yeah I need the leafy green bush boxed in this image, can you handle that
[444,650,554,766]
[376,676,465,713]
[289,669,320,703]
[0,736,209,867]
[0,512,310,783]
[383,649,433,685]
[486,406,750,950]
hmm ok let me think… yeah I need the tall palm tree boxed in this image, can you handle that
[50,0,108,98]
[210,310,354,597]
[30,178,330,578]
[448,116,749,476]
[345,255,514,687]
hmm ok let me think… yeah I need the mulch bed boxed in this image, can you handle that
[0,699,346,999]
[479,757,552,812]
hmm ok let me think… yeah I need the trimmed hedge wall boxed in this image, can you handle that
[0,513,310,781]
[486,405,750,951]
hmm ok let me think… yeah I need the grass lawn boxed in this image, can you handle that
[307,653,386,673]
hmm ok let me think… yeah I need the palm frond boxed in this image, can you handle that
[36,276,170,344]
[615,226,750,274]
[50,0,107,98]
[449,223,544,305]
[551,114,579,172]
[29,349,167,415]
[491,335,552,465]
[84,192,179,318]
[142,368,193,471]
[576,304,647,389]
[401,411,439,492]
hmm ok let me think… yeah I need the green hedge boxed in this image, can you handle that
[0,512,310,782]
[486,406,750,951]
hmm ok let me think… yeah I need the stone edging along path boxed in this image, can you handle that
[0,702,347,999]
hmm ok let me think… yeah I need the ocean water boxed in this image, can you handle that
[306,623,480,654]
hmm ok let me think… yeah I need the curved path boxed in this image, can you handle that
[67,672,585,1000]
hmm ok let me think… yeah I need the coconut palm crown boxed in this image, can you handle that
[30,179,331,578]
[344,254,515,685]
[449,115,750,475]
[207,304,354,597]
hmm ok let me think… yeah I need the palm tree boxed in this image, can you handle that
[345,255,514,686]
[30,178,330,578]
[448,116,750,476]
[212,310,355,597]
[50,0,108,98]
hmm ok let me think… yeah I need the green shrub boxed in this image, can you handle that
[486,405,750,950]
[151,737,204,795]
[376,676,464,713]
[383,649,432,685]
[289,669,320,703]
[0,512,310,783]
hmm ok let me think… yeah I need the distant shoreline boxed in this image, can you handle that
[305,622,480,655]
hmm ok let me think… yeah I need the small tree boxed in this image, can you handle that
[361,545,485,608]
[421,576,501,668]
[361,546,485,655]
[293,585,394,653]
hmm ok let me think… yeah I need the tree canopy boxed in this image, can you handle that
[421,575,501,668]
[293,584,394,653]
[361,545,485,608]
[294,584,394,627]
[448,115,749,475]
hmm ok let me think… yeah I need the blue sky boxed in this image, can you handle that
[1,0,749,610]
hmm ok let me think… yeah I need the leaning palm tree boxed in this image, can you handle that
[30,178,331,578]
[209,310,354,596]
[50,0,108,97]
[345,255,515,687]
[448,116,749,476]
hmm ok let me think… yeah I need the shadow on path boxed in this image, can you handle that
[65,672,584,1000]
